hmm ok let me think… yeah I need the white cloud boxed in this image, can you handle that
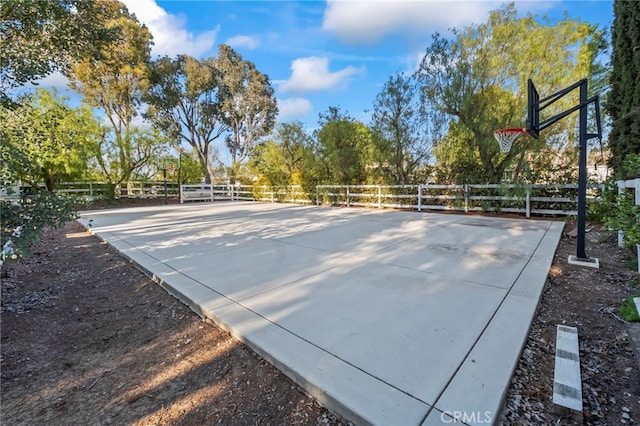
[277,98,313,121]
[30,71,72,93]
[121,0,218,57]
[226,35,260,50]
[279,57,364,93]
[322,0,502,44]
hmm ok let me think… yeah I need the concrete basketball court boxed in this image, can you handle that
[78,201,563,425]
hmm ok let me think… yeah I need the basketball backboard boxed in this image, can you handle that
[526,79,540,139]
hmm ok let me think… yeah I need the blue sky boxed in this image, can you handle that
[122,0,613,131]
[40,0,614,133]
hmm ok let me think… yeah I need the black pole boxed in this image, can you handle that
[163,159,168,205]
[178,153,182,204]
[576,80,588,260]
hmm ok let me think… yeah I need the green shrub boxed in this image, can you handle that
[617,295,640,322]
[1,191,78,258]
[591,154,640,251]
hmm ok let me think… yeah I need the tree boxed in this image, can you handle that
[68,0,155,194]
[90,126,169,189]
[431,121,484,184]
[371,73,436,184]
[251,121,311,186]
[416,4,607,183]
[0,0,117,106]
[177,150,206,184]
[216,44,278,180]
[608,0,640,179]
[145,55,227,184]
[315,107,374,185]
[0,88,99,190]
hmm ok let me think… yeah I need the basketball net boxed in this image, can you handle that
[493,128,526,153]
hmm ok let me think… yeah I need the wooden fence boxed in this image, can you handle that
[179,183,604,218]
[2,181,607,219]
[53,181,180,200]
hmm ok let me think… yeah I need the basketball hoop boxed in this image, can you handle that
[167,166,175,174]
[493,128,527,153]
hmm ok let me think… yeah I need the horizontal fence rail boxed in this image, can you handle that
[1,181,606,218]
[51,181,180,200]
[180,184,256,203]
[314,183,604,217]
[178,183,602,218]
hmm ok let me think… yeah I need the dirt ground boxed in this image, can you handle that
[1,199,640,425]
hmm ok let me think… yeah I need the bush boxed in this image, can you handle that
[589,154,640,252]
[606,190,640,251]
[1,191,78,259]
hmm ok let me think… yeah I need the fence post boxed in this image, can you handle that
[634,178,640,272]
[464,184,469,213]
[316,186,319,206]
[617,180,624,247]
[418,184,422,212]
[346,186,350,207]
[526,187,531,218]
[378,186,382,209]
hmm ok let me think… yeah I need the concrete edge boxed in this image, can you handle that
[423,221,564,426]
[75,219,429,426]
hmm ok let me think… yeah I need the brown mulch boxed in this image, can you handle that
[501,223,640,425]
[1,202,639,425]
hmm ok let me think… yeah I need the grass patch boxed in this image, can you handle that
[617,295,640,322]
[623,254,639,272]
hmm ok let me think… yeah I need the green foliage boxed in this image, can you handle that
[600,154,640,250]
[89,126,169,191]
[145,55,226,184]
[216,44,278,180]
[617,295,640,322]
[370,73,435,184]
[432,122,483,184]
[1,192,78,258]
[176,150,205,184]
[606,191,640,251]
[0,0,116,105]
[0,89,98,190]
[416,3,607,184]
[250,121,310,187]
[607,0,640,179]
[313,107,374,185]
[68,1,153,193]
[587,180,618,223]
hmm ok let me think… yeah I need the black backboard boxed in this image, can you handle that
[526,79,540,139]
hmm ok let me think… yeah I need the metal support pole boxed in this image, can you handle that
[576,81,588,260]
[178,153,182,204]
[163,159,168,205]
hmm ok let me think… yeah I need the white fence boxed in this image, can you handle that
[180,184,254,203]
[616,178,640,272]
[313,184,604,217]
[179,183,603,218]
[3,181,606,219]
[53,181,180,200]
